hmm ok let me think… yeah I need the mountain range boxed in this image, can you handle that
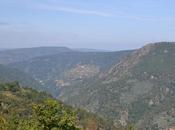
[0,42,175,130]
[9,50,132,96]
[0,47,72,65]
[58,42,175,129]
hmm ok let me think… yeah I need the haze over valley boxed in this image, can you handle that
[1,0,175,130]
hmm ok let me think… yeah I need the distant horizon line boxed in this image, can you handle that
[0,46,131,52]
[0,46,117,52]
[1,41,174,52]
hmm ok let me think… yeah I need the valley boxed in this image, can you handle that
[0,42,175,130]
[1,0,175,129]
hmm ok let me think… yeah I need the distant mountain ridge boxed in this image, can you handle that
[73,48,111,52]
[0,46,73,64]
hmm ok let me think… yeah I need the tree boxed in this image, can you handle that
[0,114,6,130]
[127,124,136,130]
[33,98,81,130]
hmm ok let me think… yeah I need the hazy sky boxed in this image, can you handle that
[0,0,175,50]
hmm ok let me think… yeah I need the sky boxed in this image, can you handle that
[0,0,175,50]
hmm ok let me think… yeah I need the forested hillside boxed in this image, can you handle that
[0,82,123,130]
[0,64,42,90]
[58,42,175,130]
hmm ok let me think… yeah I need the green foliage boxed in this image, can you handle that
[33,99,80,130]
[0,82,81,130]
[0,82,118,130]
[4,115,40,130]
[127,125,136,130]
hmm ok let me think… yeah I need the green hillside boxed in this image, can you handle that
[58,42,175,130]
[0,82,122,130]
[2,43,175,129]
[0,64,42,90]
